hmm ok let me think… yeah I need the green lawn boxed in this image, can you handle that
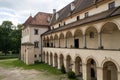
[0,54,18,59]
[0,58,61,75]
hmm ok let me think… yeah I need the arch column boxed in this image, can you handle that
[65,37,67,48]
[118,71,120,80]
[48,54,51,65]
[82,63,87,80]
[98,32,102,49]
[58,38,60,48]
[58,56,61,69]
[53,55,55,67]
[97,67,103,80]
[83,34,87,48]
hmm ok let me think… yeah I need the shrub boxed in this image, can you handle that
[67,71,76,79]
[60,65,66,74]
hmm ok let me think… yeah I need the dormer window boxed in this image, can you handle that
[56,13,59,20]
[109,1,115,10]
[93,0,98,4]
[71,2,75,11]
[85,12,89,18]
[77,16,80,21]
[64,22,66,25]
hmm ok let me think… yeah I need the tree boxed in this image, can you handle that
[0,21,22,55]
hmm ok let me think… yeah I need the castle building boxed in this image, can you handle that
[21,0,120,80]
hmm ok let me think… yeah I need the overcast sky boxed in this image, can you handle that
[0,0,74,26]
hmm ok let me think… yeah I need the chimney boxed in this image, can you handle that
[53,9,56,14]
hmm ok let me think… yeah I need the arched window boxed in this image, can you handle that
[89,32,94,38]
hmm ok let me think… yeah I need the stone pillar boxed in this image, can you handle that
[72,60,75,72]
[98,32,102,49]
[59,38,60,48]
[65,37,67,48]
[64,58,67,71]
[53,55,55,67]
[97,67,103,80]
[58,56,61,69]
[83,34,87,48]
[118,71,120,80]
[82,63,87,80]
[48,54,51,65]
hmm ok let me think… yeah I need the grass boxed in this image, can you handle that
[0,54,18,59]
[0,58,61,75]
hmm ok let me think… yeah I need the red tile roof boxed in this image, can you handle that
[23,12,52,26]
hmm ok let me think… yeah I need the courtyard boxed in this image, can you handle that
[0,59,74,80]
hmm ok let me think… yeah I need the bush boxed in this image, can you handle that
[60,65,66,74]
[67,71,76,79]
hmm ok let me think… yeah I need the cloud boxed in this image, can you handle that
[0,0,74,26]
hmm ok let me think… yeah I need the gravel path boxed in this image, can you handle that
[0,67,69,80]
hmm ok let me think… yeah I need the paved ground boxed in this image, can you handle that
[0,67,69,80]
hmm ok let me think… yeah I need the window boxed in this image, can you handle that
[85,12,89,18]
[34,54,37,58]
[77,16,80,21]
[64,22,66,25]
[109,2,115,9]
[34,29,38,35]
[89,32,94,38]
[59,24,61,27]
[34,42,39,48]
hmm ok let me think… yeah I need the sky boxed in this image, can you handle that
[0,0,74,26]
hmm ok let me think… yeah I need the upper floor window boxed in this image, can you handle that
[89,32,94,38]
[34,41,39,48]
[109,1,115,10]
[85,12,89,18]
[34,54,37,58]
[64,22,66,26]
[59,24,61,27]
[77,16,80,21]
[34,29,38,35]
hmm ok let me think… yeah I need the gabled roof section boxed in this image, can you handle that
[50,0,103,25]
[23,12,52,27]
[31,12,52,26]
[23,16,33,26]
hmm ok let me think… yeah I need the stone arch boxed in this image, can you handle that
[66,31,74,48]
[85,26,98,49]
[59,33,65,48]
[86,56,99,67]
[100,22,120,49]
[59,54,64,67]
[50,52,53,66]
[49,35,54,47]
[54,53,58,68]
[86,58,97,80]
[101,58,120,72]
[74,29,84,48]
[75,56,82,76]
[103,61,118,80]
[54,34,59,47]
[66,55,72,72]
[66,31,73,38]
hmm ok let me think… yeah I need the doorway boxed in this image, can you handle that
[74,39,79,48]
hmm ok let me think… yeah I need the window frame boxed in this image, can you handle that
[109,1,115,10]
[34,29,38,35]
[34,41,39,48]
